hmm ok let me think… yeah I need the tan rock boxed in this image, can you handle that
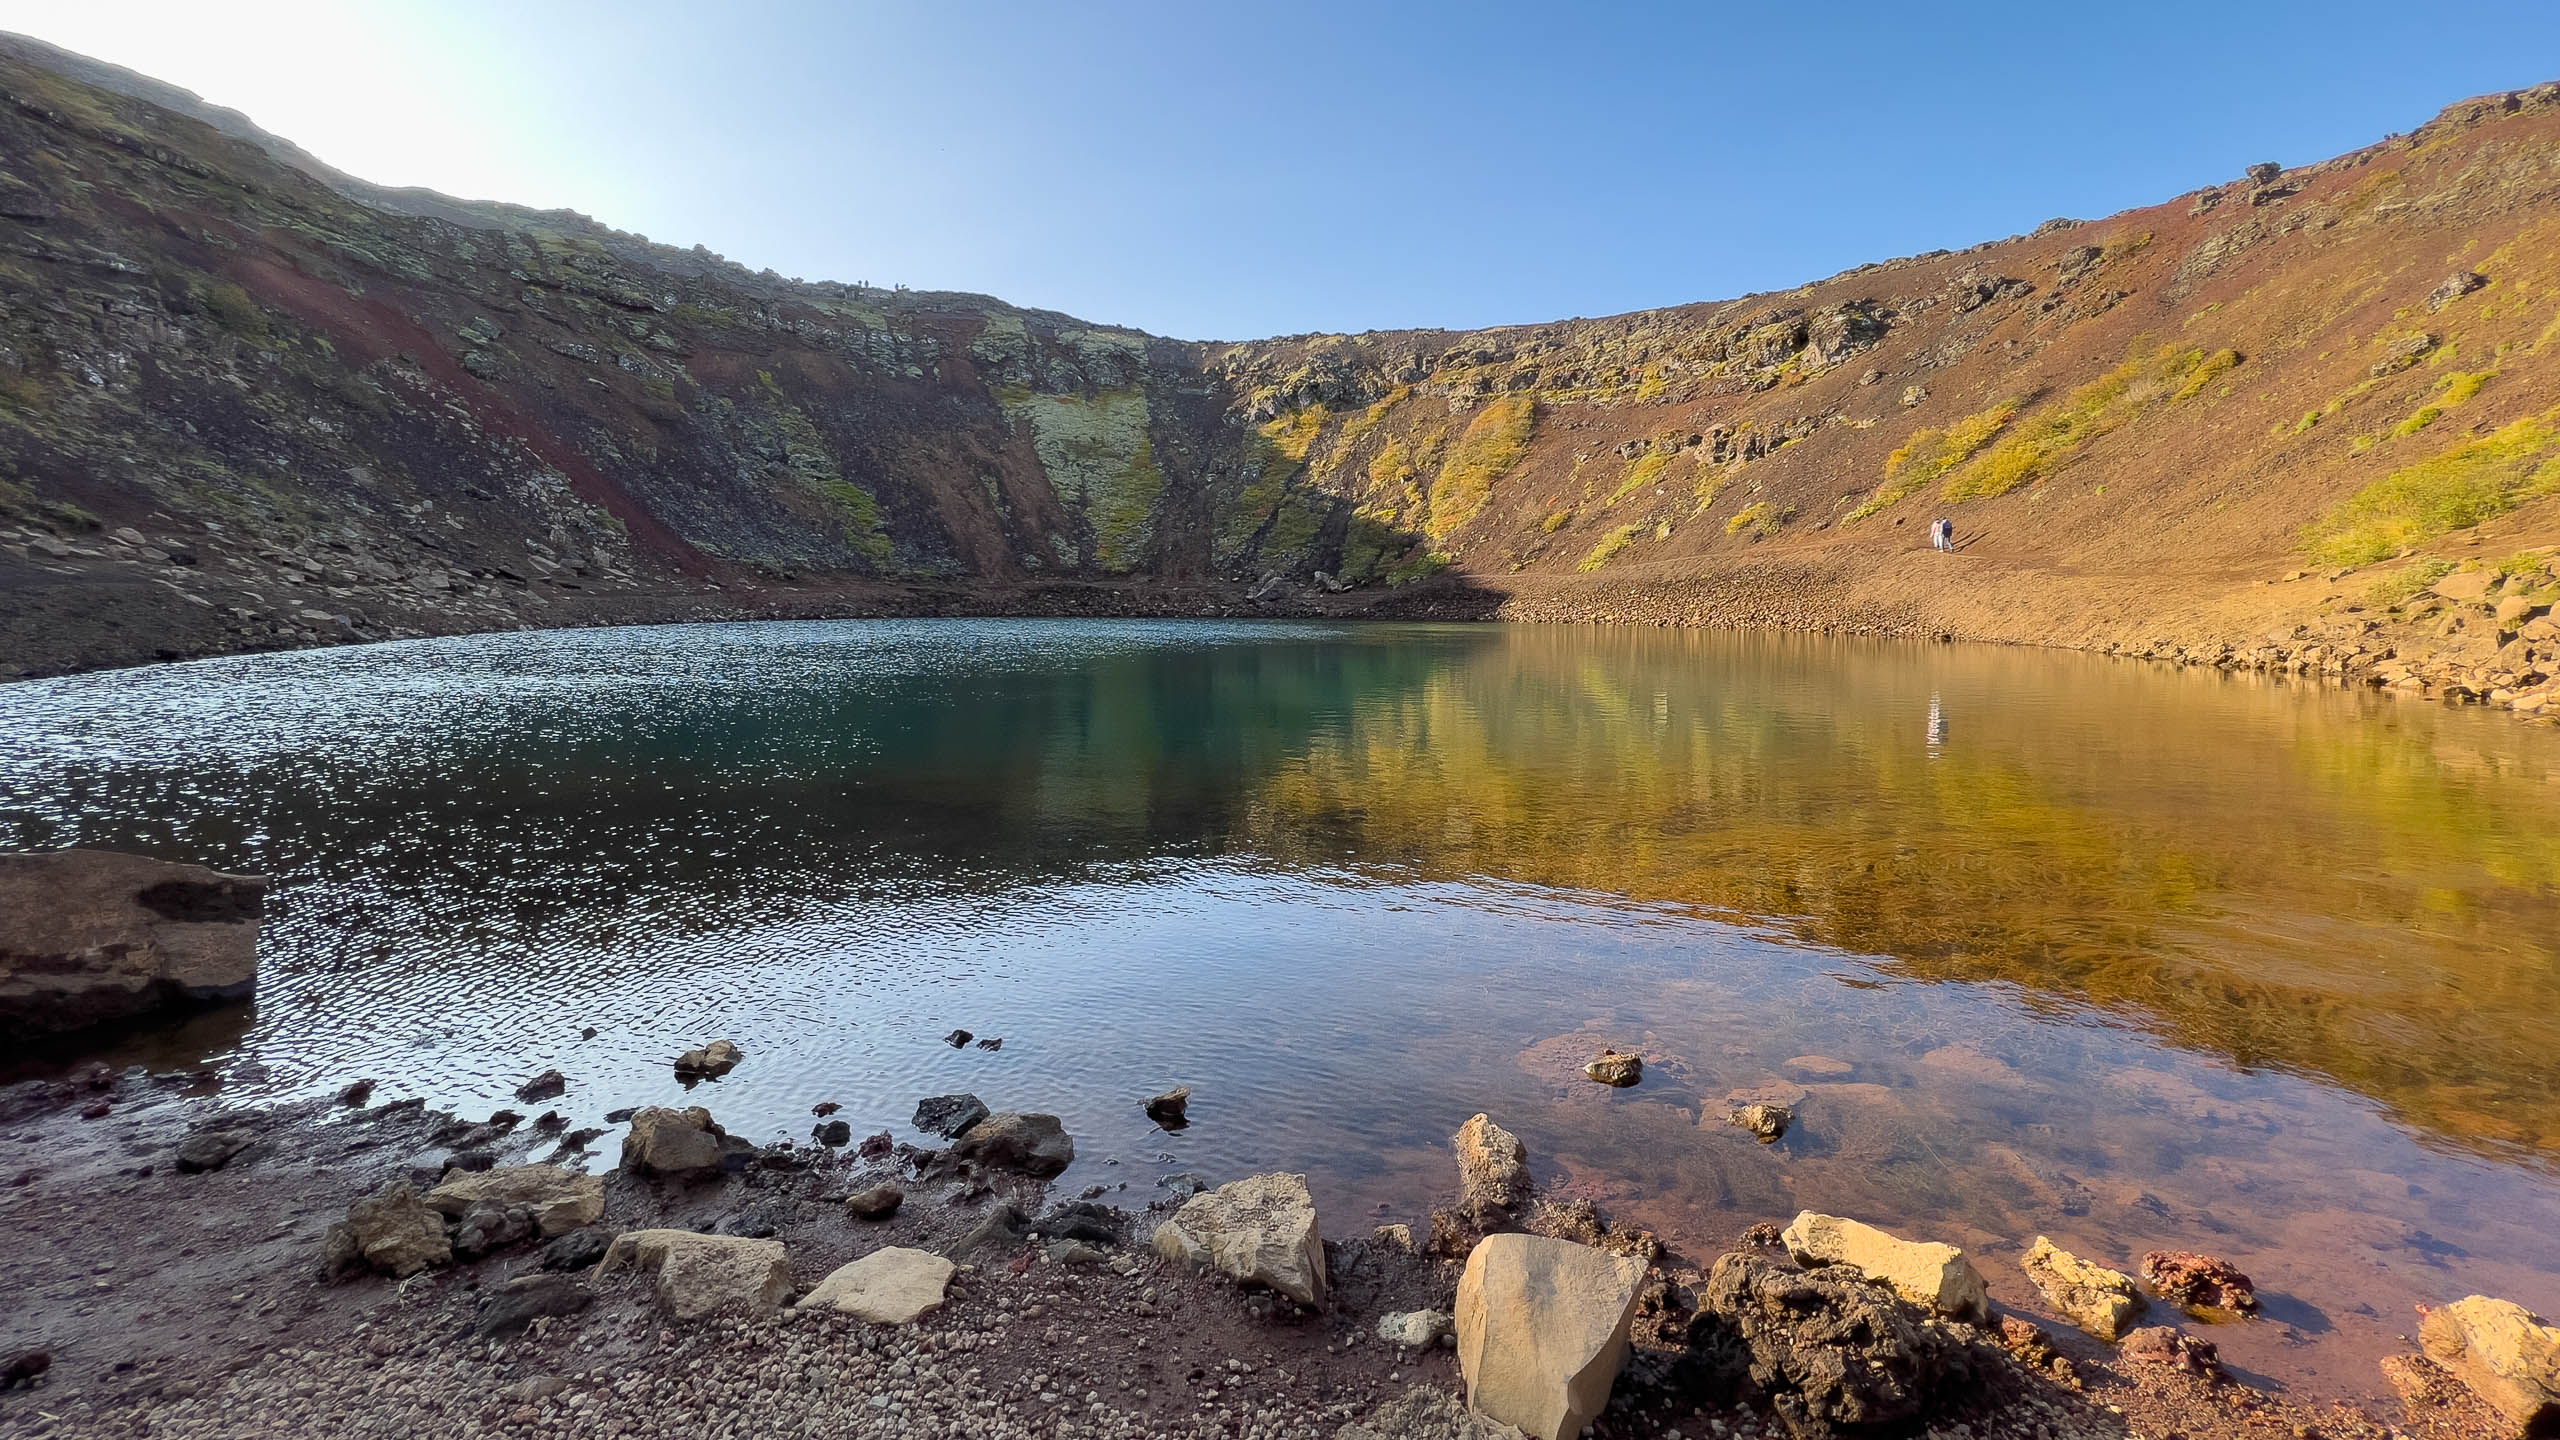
[673,1038,742,1077]
[425,1165,605,1237]
[597,1228,792,1322]
[2434,568,2496,603]
[1151,1172,1327,1305]
[1335,1385,1531,1440]
[323,1180,451,1277]
[1455,1233,1646,1440]
[619,1106,749,1179]
[1782,1212,1990,1321]
[1582,1050,1642,1086]
[2419,1294,2560,1434]
[0,849,264,1042]
[948,1111,1074,1177]
[800,1246,955,1324]
[2022,1236,2145,1340]
[1454,1113,1532,1226]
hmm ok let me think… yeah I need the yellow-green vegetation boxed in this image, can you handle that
[1259,405,1327,464]
[1540,507,1574,533]
[2169,348,2243,402]
[201,281,272,342]
[1004,385,1163,572]
[1578,523,1641,571]
[2308,406,2560,564]
[1848,402,2016,520]
[2364,557,2457,607]
[1634,364,1669,402]
[1426,394,1534,540]
[1694,458,1731,513]
[2441,369,2495,404]
[1944,344,2241,502]
[1727,501,1786,539]
[1605,450,1671,507]
[2393,407,2444,438]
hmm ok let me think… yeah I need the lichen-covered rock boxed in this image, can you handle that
[1782,1212,1991,1322]
[800,1246,954,1324]
[619,1106,755,1179]
[2139,1250,2258,1313]
[1456,1233,1646,1440]
[2419,1294,2560,1435]
[1694,1251,1970,1439]
[1152,1172,1326,1305]
[322,1180,451,1278]
[948,1111,1073,1177]
[0,849,264,1043]
[425,1164,605,1237]
[2022,1237,2145,1340]
[596,1228,792,1322]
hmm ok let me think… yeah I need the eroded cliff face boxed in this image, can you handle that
[5,34,2560,708]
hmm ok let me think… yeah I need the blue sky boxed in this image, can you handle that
[8,2,2560,340]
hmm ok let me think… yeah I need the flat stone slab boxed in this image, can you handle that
[800,1246,955,1324]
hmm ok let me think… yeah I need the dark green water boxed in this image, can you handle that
[3,618,2555,1399]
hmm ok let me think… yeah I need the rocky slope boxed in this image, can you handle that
[4,33,2560,708]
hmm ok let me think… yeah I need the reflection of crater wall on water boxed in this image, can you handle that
[1237,626,2560,1166]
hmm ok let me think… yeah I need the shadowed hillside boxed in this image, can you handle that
[3,32,2558,712]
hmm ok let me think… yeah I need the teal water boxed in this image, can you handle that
[3,618,2557,1399]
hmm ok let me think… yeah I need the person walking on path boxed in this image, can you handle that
[1930,516,1954,552]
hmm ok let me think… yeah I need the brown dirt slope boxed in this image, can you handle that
[2,33,2558,709]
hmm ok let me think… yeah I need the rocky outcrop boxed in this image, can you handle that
[1694,1251,1970,1439]
[597,1229,794,1322]
[1152,1172,1327,1305]
[2022,1237,2145,1341]
[800,1247,955,1324]
[0,850,264,1043]
[322,1180,452,1278]
[2419,1294,2560,1435]
[424,1165,606,1237]
[948,1111,1074,1177]
[1455,1234,1646,1440]
[619,1106,755,1180]
[1781,1212,1990,1322]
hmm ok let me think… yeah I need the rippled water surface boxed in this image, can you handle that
[5,619,2558,1399]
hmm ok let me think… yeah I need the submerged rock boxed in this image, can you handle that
[1695,1250,1969,1439]
[2023,1237,2146,1340]
[2140,1250,2259,1314]
[812,1119,852,1147]
[1582,1050,1642,1086]
[671,1039,742,1080]
[912,1093,989,1138]
[597,1228,792,1322]
[0,849,265,1044]
[801,1247,954,1324]
[514,1069,567,1102]
[1782,1211,1991,1322]
[1144,1086,1191,1128]
[950,1111,1073,1177]
[1152,1172,1327,1305]
[1727,1102,1793,1143]
[2419,1294,2560,1435]
[1456,1233,1646,1440]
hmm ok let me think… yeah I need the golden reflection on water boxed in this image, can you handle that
[1242,626,2560,1166]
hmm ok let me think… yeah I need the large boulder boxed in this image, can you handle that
[1694,1251,1969,1440]
[2021,1237,2145,1340]
[596,1228,793,1322]
[2419,1295,2560,1435]
[1454,1233,1646,1440]
[948,1111,1073,1177]
[425,1165,606,1237]
[800,1247,955,1324]
[619,1106,756,1179]
[1782,1212,1991,1322]
[1152,1172,1328,1305]
[0,849,264,1043]
[322,1180,452,1278]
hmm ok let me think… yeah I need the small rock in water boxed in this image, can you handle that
[1727,1103,1793,1142]
[942,1029,973,1048]
[812,1101,841,1117]
[975,1036,1002,1051]
[812,1119,852,1147]
[1582,1050,1642,1087]
[1784,1054,1855,1078]
[672,1039,742,1080]
[579,1026,597,1039]
[2141,1250,2259,1313]
[913,1094,990,1138]
[2022,1236,2146,1340]
[845,1183,904,1220]
[1144,1086,1191,1129]
[603,1106,637,1124]
[514,1069,567,1103]
[533,1110,566,1131]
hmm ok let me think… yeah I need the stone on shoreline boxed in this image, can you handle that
[1152,1172,1327,1305]
[672,1039,742,1079]
[619,1106,754,1179]
[1695,1250,1968,1438]
[174,1126,258,1174]
[1782,1211,1991,1322]
[949,1111,1073,1177]
[597,1228,793,1322]
[2121,1325,2220,1376]
[1439,1112,1531,1253]
[1455,1233,1645,1440]
[845,1183,903,1220]
[322,1180,452,1278]
[912,1093,989,1138]
[514,1069,567,1102]
[2140,1249,2259,1314]
[2419,1294,2560,1434]
[0,849,265,1043]
[801,1247,955,1324]
[474,1274,593,1338]
[1378,1309,1454,1347]
[424,1164,605,1237]
[2023,1237,2146,1340]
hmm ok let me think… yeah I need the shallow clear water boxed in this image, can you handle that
[4,618,2557,1399]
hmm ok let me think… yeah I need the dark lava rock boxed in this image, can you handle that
[1144,1086,1191,1128]
[857,1131,893,1159]
[442,1150,498,1175]
[812,1119,852,1147]
[913,1093,989,1138]
[845,1183,904,1220]
[603,1106,638,1124]
[550,1127,606,1157]
[335,1079,376,1108]
[473,1275,593,1338]
[452,1200,536,1260]
[716,1198,793,1239]
[812,1101,842,1117]
[173,1127,257,1174]
[2,1351,47,1391]
[949,1203,1030,1259]
[950,1112,1074,1178]
[1693,1251,1970,1439]
[2140,1250,2258,1313]
[1033,1201,1122,1247]
[975,1037,1002,1051]
[2121,1325,2220,1376]
[533,1110,567,1131]
[514,1069,567,1103]
[541,1227,613,1272]
[79,1100,111,1120]
[942,1029,973,1048]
